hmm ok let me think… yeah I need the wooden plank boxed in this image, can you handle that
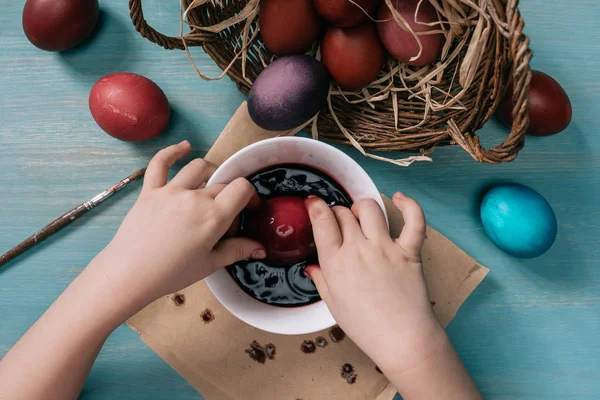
[1,1,598,399]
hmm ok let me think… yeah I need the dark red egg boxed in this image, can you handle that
[321,24,385,91]
[313,0,380,27]
[377,0,444,66]
[22,0,99,52]
[224,215,241,239]
[497,70,572,137]
[89,73,170,142]
[259,0,323,56]
[242,197,315,265]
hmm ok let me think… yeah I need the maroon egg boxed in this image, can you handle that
[242,197,315,265]
[224,215,241,239]
[313,0,380,27]
[259,0,323,56]
[22,0,99,52]
[321,24,385,91]
[248,55,330,131]
[377,0,444,66]
[89,73,170,142]
[497,70,572,137]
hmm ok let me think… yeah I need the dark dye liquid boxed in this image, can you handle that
[226,165,352,307]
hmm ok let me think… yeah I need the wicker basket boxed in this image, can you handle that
[129,0,532,163]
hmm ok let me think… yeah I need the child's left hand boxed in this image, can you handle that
[93,141,266,308]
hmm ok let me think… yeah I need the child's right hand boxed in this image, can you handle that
[94,141,266,311]
[305,194,446,378]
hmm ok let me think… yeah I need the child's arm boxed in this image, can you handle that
[0,141,266,400]
[304,194,483,400]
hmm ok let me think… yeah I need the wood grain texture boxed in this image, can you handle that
[0,1,598,399]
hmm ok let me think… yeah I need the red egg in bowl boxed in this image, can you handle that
[242,196,316,265]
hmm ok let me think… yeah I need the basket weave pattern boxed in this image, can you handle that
[129,0,532,163]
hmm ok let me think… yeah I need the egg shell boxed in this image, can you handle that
[321,24,385,91]
[376,0,444,66]
[481,184,557,259]
[89,73,170,142]
[259,0,323,56]
[224,215,241,239]
[22,0,99,52]
[313,0,381,27]
[242,197,315,265]
[248,55,329,131]
[497,70,572,137]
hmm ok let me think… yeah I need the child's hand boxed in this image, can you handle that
[95,141,266,307]
[304,193,444,377]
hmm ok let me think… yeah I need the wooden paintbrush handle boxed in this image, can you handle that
[0,204,90,267]
[0,168,146,268]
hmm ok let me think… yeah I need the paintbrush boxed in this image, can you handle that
[0,168,146,268]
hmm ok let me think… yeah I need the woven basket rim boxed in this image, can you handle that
[128,0,533,164]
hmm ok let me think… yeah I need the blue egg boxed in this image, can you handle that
[480,184,557,259]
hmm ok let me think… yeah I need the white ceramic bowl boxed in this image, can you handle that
[205,137,387,335]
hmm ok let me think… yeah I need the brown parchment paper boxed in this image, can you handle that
[127,102,489,400]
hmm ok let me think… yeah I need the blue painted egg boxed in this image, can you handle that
[480,184,557,258]
[248,55,329,131]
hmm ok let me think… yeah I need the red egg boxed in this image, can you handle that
[22,0,99,52]
[89,73,170,142]
[242,197,315,265]
[313,0,380,27]
[224,215,241,239]
[224,192,262,239]
[377,0,444,66]
[497,70,572,137]
[321,24,385,91]
[259,0,323,56]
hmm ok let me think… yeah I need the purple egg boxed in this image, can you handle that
[248,55,330,131]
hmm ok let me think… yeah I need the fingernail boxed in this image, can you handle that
[305,195,320,206]
[393,192,406,199]
[252,249,266,259]
[179,140,190,146]
[303,269,312,280]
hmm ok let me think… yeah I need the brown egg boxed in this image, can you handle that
[377,0,444,66]
[497,70,572,137]
[22,0,99,52]
[321,24,385,91]
[259,0,323,56]
[89,73,170,142]
[313,0,381,27]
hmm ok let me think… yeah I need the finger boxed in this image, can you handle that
[246,191,262,209]
[305,197,342,260]
[351,199,389,240]
[223,214,241,239]
[392,192,427,257]
[303,265,332,303]
[215,178,257,215]
[212,238,266,268]
[203,183,226,198]
[143,141,191,192]
[205,183,262,209]
[331,206,364,241]
[170,159,217,190]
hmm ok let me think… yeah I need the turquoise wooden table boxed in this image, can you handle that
[1,1,598,399]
